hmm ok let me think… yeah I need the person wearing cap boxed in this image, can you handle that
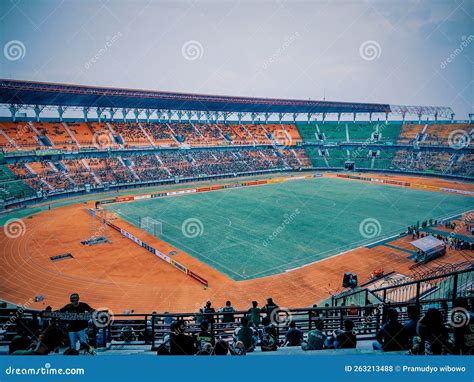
[59,293,94,351]
[261,297,279,319]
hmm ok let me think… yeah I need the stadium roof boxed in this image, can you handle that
[0,79,453,118]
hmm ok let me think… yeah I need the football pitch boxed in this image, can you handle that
[104,178,473,281]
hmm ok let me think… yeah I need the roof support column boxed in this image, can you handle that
[58,106,65,122]
[96,107,104,122]
[145,109,152,123]
[134,109,141,122]
[167,110,173,123]
[337,113,341,124]
[122,108,129,122]
[278,113,285,124]
[34,105,43,122]
[237,112,243,124]
[385,112,389,124]
[353,112,357,122]
[83,107,90,122]
[264,112,271,124]
[176,111,183,123]
[292,113,298,123]
[196,111,202,123]
[9,105,18,122]
[109,108,117,122]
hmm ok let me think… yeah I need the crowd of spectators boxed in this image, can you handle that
[2,294,473,357]
[6,148,307,196]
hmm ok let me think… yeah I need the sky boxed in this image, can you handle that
[0,0,473,118]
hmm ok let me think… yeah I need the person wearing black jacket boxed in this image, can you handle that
[169,320,197,355]
[59,293,94,351]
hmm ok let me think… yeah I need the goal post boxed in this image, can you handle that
[140,216,163,236]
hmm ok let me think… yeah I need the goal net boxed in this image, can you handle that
[140,216,163,236]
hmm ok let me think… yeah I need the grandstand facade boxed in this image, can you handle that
[0,80,472,207]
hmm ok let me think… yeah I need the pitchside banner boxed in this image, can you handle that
[1,356,471,382]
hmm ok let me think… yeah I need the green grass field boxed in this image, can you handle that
[105,178,473,281]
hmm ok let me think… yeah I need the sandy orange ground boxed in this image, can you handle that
[0,172,472,314]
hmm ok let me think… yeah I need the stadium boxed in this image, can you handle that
[0,1,472,375]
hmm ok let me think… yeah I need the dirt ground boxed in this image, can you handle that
[1,172,472,314]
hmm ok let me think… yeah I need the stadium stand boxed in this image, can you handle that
[1,268,471,356]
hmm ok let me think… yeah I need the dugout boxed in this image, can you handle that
[410,235,446,264]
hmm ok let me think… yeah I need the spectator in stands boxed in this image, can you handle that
[247,300,261,327]
[302,319,325,351]
[202,301,216,324]
[260,319,278,352]
[403,305,420,342]
[325,319,357,349]
[169,320,197,355]
[213,340,233,355]
[58,293,94,352]
[219,300,236,323]
[451,297,473,355]
[196,321,215,351]
[416,308,450,355]
[12,327,63,355]
[310,304,319,318]
[233,317,255,352]
[261,297,279,319]
[372,308,408,351]
[196,342,213,356]
[283,321,303,347]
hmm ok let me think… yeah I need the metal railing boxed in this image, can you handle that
[332,267,473,307]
